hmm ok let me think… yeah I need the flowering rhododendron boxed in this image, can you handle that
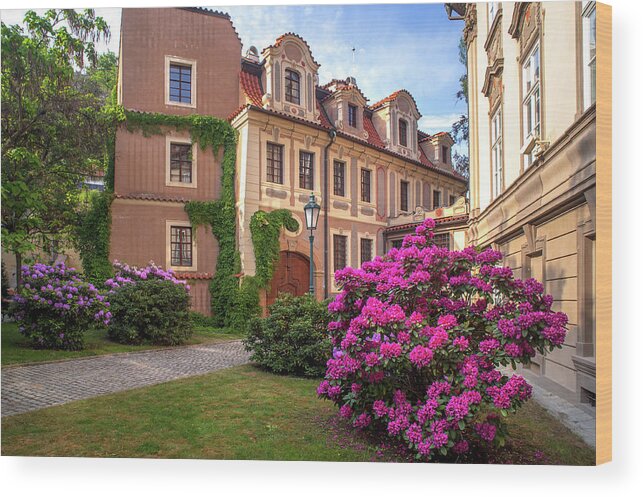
[11,263,111,350]
[318,218,568,461]
[105,261,189,291]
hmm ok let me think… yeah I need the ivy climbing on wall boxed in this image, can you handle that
[74,94,123,286]
[122,110,239,327]
[227,209,300,330]
[249,209,300,287]
[75,190,114,285]
[91,109,300,329]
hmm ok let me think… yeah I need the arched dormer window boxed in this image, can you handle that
[285,69,301,105]
[398,118,408,147]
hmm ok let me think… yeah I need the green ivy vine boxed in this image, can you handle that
[249,209,300,286]
[74,92,122,285]
[75,190,113,285]
[86,109,300,328]
[227,209,300,329]
[122,110,239,327]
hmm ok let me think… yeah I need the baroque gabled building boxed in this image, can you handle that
[231,33,468,304]
[110,7,468,314]
[446,1,604,413]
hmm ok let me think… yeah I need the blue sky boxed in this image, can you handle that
[1,3,467,149]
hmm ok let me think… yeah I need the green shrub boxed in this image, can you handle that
[244,293,331,378]
[189,311,220,328]
[108,279,192,345]
[11,263,109,350]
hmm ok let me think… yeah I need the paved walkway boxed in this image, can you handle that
[501,366,596,448]
[1,341,250,417]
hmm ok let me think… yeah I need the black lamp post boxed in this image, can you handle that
[303,192,321,296]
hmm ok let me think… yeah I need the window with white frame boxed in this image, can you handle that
[169,64,192,104]
[267,142,284,184]
[299,151,314,190]
[170,226,193,267]
[348,104,358,128]
[522,42,541,168]
[400,180,409,212]
[432,232,451,250]
[333,234,348,273]
[491,106,503,199]
[165,56,196,108]
[398,119,408,147]
[285,69,301,105]
[582,1,597,110]
[432,189,442,209]
[333,160,346,197]
[360,238,373,266]
[166,137,196,188]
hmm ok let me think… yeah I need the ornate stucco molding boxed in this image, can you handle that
[463,4,478,46]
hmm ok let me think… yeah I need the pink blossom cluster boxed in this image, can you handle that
[317,218,568,461]
[105,261,190,292]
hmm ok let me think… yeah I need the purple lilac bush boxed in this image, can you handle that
[317,218,568,461]
[11,263,110,350]
[105,261,189,291]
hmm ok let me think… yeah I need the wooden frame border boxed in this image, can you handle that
[595,1,612,465]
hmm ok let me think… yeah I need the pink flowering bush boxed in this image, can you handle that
[317,218,568,461]
[105,261,193,345]
[11,263,110,350]
[105,261,189,291]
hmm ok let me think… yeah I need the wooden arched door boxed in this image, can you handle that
[266,251,310,307]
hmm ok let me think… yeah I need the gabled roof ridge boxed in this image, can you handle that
[320,77,369,103]
[177,7,242,45]
[262,32,320,66]
[369,89,420,115]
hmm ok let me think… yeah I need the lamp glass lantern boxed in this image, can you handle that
[304,193,321,231]
[303,193,320,296]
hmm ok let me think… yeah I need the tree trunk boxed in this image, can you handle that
[15,251,22,289]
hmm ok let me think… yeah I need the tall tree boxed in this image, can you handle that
[1,9,112,286]
[451,35,470,180]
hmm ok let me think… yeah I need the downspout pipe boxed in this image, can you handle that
[323,129,337,299]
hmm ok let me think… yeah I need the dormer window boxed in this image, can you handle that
[441,145,448,163]
[285,69,301,105]
[348,104,357,128]
[399,119,408,147]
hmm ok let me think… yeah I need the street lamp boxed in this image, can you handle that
[303,192,321,296]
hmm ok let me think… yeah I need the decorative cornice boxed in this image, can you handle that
[509,2,530,39]
[481,58,504,97]
[463,4,478,47]
[483,10,503,52]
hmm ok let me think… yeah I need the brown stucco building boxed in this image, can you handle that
[111,8,241,314]
[111,7,467,314]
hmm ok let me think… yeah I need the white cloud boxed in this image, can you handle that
[418,113,463,134]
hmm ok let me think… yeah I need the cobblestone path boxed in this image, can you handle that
[1,341,250,417]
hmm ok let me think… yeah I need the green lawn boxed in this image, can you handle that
[1,364,595,464]
[1,322,245,366]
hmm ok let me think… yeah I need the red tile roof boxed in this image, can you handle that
[363,114,386,148]
[369,89,420,115]
[370,90,402,110]
[240,70,263,106]
[227,104,249,122]
[115,193,189,203]
[320,78,369,103]
[235,68,465,183]
[174,272,214,280]
[419,146,436,168]
[317,101,333,128]
[385,214,470,233]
